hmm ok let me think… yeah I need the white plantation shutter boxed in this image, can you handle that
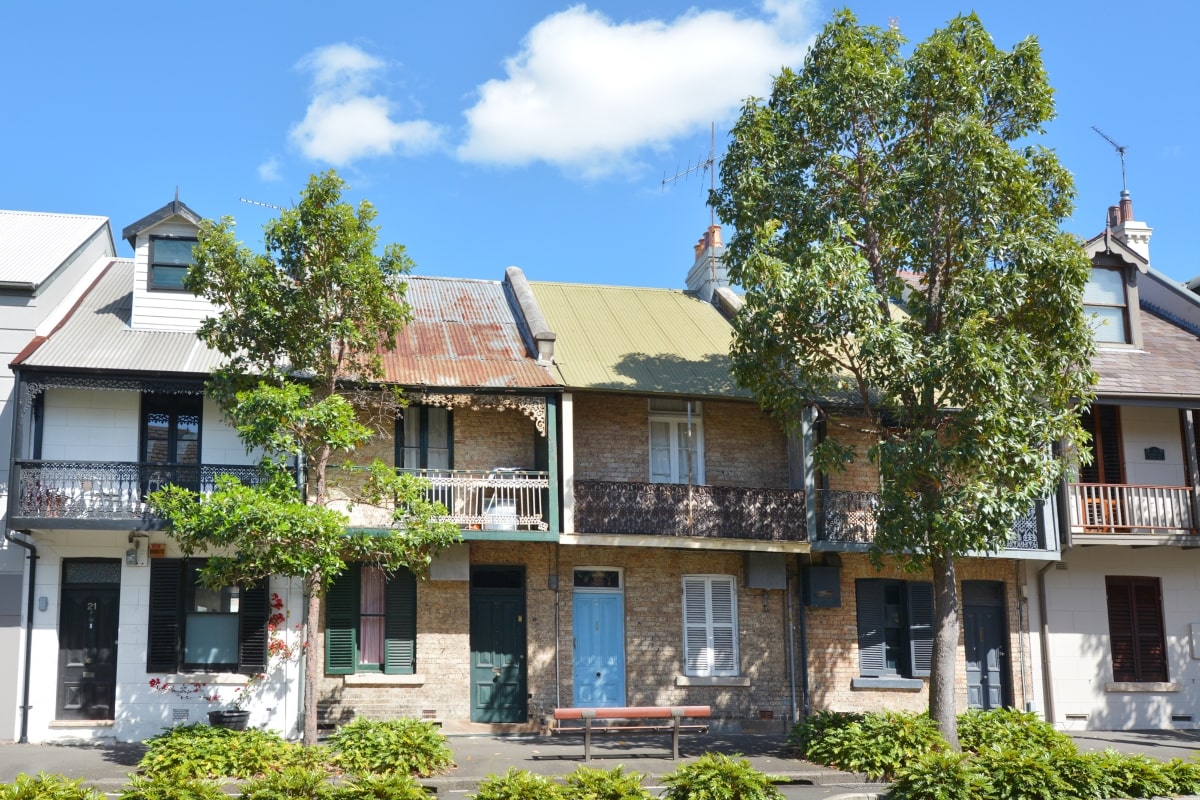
[682,575,738,677]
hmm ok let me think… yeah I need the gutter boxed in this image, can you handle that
[4,530,37,743]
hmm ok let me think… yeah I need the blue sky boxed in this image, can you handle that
[3,1,1197,288]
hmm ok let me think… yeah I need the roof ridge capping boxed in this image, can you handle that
[504,266,556,365]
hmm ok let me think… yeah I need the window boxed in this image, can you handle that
[1105,576,1167,683]
[148,235,197,291]
[856,579,933,678]
[397,406,452,470]
[682,575,737,677]
[325,564,416,675]
[142,393,202,465]
[1084,267,1130,344]
[649,399,703,484]
[147,559,267,673]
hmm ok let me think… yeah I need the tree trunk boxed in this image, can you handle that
[929,548,960,750]
[302,578,322,746]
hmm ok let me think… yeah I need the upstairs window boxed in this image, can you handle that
[148,236,198,292]
[1084,267,1130,344]
[398,406,452,471]
[649,398,703,484]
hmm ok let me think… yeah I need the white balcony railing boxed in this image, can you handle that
[1069,482,1196,535]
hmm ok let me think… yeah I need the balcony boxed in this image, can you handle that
[1068,482,1197,542]
[573,480,807,541]
[10,460,271,529]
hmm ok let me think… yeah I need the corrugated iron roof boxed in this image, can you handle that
[381,276,557,388]
[15,260,223,374]
[529,281,747,398]
[0,210,110,287]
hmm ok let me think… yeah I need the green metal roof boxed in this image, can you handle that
[529,281,747,398]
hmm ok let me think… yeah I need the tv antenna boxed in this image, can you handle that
[662,123,718,228]
[1091,126,1128,193]
[239,197,287,212]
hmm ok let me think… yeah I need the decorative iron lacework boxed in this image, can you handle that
[20,374,205,409]
[416,392,547,436]
[63,560,121,584]
[573,480,806,540]
[1006,505,1042,550]
[821,491,879,543]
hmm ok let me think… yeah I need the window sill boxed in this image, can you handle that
[343,673,426,687]
[166,672,249,686]
[675,676,750,687]
[1105,682,1179,693]
[852,677,924,691]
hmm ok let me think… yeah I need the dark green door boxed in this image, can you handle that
[470,567,526,723]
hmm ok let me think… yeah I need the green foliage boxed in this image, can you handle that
[119,772,226,800]
[330,772,428,800]
[470,768,563,800]
[1043,751,1109,800]
[139,724,303,779]
[890,751,990,800]
[0,773,102,800]
[560,766,652,800]
[956,709,1074,754]
[659,753,784,800]
[788,711,944,779]
[1087,749,1174,799]
[327,717,454,777]
[240,766,334,800]
[972,747,1074,800]
[1162,756,1200,796]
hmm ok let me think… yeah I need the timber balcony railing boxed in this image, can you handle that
[818,490,1047,550]
[1068,482,1197,536]
[573,480,807,541]
[11,460,271,524]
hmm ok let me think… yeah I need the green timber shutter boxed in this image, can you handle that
[326,565,360,675]
[147,558,183,672]
[238,579,269,673]
[856,579,885,677]
[907,582,934,678]
[383,569,417,675]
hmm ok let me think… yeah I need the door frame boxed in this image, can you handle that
[572,566,625,707]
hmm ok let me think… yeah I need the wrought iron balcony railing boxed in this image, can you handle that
[573,480,807,541]
[11,460,270,523]
[1068,482,1196,535]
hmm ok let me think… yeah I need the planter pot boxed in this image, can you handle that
[208,709,250,730]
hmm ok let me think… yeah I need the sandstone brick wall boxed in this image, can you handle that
[704,401,788,488]
[824,415,881,493]
[453,409,537,471]
[573,394,648,482]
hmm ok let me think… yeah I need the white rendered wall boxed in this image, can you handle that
[130,220,216,332]
[1119,406,1186,487]
[1043,546,1200,730]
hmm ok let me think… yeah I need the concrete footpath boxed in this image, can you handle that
[0,729,1193,797]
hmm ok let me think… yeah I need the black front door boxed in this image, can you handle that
[58,559,121,720]
[469,567,526,723]
[963,581,1010,710]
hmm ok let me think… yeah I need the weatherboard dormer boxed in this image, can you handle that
[121,197,216,331]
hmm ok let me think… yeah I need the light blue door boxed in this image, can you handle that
[573,592,625,707]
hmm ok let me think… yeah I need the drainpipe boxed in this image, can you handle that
[785,571,801,721]
[5,529,37,743]
[795,570,811,717]
[1036,560,1057,725]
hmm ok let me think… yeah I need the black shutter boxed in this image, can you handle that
[1132,579,1168,682]
[907,582,934,678]
[238,578,269,673]
[383,569,417,675]
[147,559,183,672]
[1106,576,1137,682]
[856,579,885,677]
[325,565,359,675]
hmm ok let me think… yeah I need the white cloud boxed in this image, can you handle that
[258,157,282,182]
[457,1,814,175]
[290,43,444,167]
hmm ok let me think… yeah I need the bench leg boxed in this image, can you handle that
[584,717,592,762]
[672,716,680,760]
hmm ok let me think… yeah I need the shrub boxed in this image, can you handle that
[331,772,428,800]
[790,711,944,779]
[119,772,226,800]
[560,766,652,800]
[1163,757,1200,796]
[890,751,991,800]
[0,773,103,800]
[140,723,302,778]
[1088,749,1173,799]
[659,753,784,800]
[327,717,454,777]
[1049,750,1111,800]
[973,747,1074,800]
[956,709,1075,756]
[786,710,865,760]
[240,766,334,800]
[470,768,562,800]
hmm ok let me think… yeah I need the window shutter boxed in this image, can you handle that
[682,577,709,675]
[708,576,737,676]
[1132,580,1168,682]
[325,566,359,675]
[238,579,269,673]
[907,582,934,678]
[856,580,885,678]
[147,558,183,672]
[1105,577,1137,682]
[383,569,416,675]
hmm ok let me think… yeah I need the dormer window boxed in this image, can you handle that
[148,235,197,291]
[1084,267,1130,344]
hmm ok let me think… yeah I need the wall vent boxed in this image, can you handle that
[1172,714,1194,723]
[172,708,190,724]
[422,709,437,720]
[1064,714,1088,721]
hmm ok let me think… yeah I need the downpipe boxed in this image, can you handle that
[5,529,36,743]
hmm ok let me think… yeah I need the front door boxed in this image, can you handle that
[963,581,1010,710]
[469,567,526,723]
[57,559,121,720]
[573,568,625,706]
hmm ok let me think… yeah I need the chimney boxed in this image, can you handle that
[685,224,728,303]
[1111,189,1152,261]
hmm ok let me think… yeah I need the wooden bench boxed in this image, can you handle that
[551,705,711,760]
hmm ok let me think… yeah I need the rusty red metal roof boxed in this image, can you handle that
[381,276,558,389]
